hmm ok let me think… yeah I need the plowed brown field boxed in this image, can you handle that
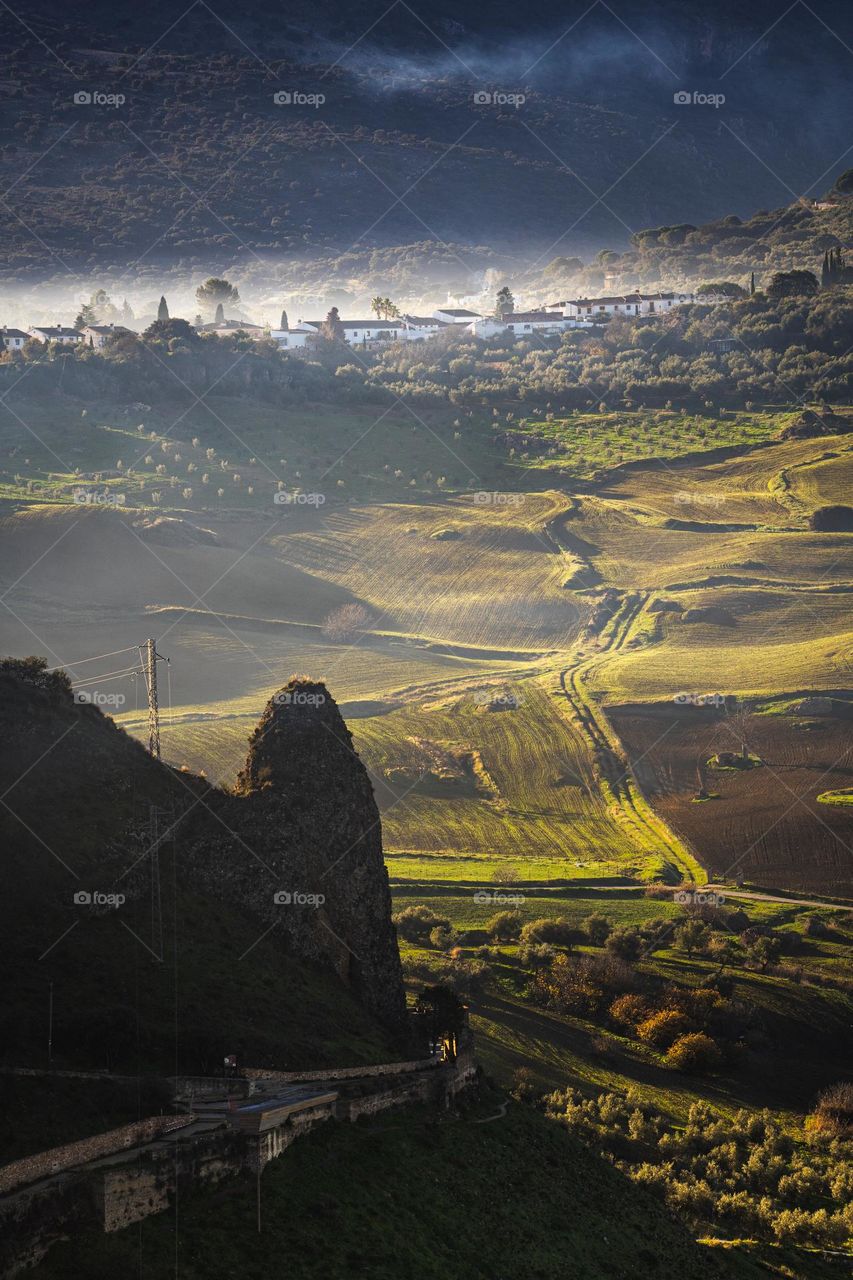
[608,702,853,898]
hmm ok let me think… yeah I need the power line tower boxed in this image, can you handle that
[141,638,168,759]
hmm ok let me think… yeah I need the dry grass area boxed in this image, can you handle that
[271,492,582,652]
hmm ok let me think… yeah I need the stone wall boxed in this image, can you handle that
[0,1172,91,1276]
[95,1128,247,1233]
[0,1115,195,1196]
[242,1055,439,1088]
[0,1042,478,1276]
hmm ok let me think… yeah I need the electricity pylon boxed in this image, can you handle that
[141,638,168,759]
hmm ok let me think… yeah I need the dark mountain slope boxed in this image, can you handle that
[0,1,850,282]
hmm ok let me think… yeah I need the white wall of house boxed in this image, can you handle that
[28,327,82,345]
[269,328,313,349]
[468,316,590,338]
[82,325,132,348]
[432,308,482,324]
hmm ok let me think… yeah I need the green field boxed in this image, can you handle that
[514,408,790,480]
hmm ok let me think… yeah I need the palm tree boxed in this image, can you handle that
[371,296,384,320]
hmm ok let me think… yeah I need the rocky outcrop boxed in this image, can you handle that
[186,678,407,1035]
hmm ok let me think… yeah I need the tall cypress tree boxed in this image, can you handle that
[157,295,169,322]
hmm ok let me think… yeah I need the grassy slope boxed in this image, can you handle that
[28,1097,782,1280]
[395,890,852,1122]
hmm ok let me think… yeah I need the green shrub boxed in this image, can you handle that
[484,910,522,942]
[605,925,643,962]
[581,913,611,946]
[519,916,575,946]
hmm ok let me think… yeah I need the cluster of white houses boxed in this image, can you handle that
[2,291,719,354]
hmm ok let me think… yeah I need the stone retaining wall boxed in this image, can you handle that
[242,1055,439,1087]
[0,1115,195,1196]
[0,1037,478,1276]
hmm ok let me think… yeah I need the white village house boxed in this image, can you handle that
[28,325,83,345]
[1,326,29,351]
[268,323,317,350]
[549,291,694,319]
[292,314,451,345]
[432,307,482,325]
[82,323,133,348]
[469,310,591,338]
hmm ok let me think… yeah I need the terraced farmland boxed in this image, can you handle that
[353,674,664,882]
[3,414,851,901]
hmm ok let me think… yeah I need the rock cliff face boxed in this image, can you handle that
[187,677,407,1034]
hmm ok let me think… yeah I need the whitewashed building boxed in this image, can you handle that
[269,324,317,350]
[468,310,585,338]
[550,292,694,319]
[197,319,266,338]
[401,314,449,338]
[302,318,412,344]
[1,327,28,350]
[432,307,482,325]
[28,326,83,345]
[82,324,134,348]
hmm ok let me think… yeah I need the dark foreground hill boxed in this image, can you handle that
[0,659,406,1080]
[26,1096,825,1280]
